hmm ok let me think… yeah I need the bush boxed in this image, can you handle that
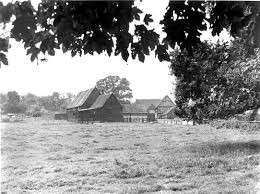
[211,119,260,131]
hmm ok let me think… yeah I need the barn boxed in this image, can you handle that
[66,87,123,122]
[78,93,123,122]
[155,95,176,119]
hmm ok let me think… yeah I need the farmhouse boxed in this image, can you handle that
[155,95,176,119]
[122,96,176,122]
[122,99,161,122]
[67,87,123,122]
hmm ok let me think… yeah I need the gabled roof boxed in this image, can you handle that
[79,93,119,111]
[122,104,145,113]
[155,95,174,109]
[133,99,161,112]
[88,94,111,110]
[123,99,161,114]
[67,88,96,109]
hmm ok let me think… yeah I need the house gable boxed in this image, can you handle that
[155,96,175,116]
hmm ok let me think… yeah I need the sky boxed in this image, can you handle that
[0,0,231,101]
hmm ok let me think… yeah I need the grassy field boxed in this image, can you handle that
[1,118,260,193]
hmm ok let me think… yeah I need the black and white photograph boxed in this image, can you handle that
[0,0,260,193]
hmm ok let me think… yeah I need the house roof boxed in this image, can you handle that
[134,99,161,112]
[122,99,161,114]
[122,104,145,113]
[67,88,95,109]
[155,95,174,109]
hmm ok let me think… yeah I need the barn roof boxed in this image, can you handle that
[122,104,145,113]
[134,99,161,112]
[122,99,161,114]
[78,93,114,111]
[67,88,95,109]
[88,94,111,110]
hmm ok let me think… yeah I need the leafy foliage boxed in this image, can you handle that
[3,91,26,113]
[95,75,133,104]
[0,1,259,65]
[171,41,260,122]
[1,91,74,114]
[161,1,260,54]
[0,1,164,65]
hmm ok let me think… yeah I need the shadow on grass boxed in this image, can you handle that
[189,140,260,156]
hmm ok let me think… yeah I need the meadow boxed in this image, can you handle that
[1,118,260,193]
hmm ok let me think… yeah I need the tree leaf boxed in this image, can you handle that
[121,50,129,61]
[0,52,8,65]
[144,14,153,25]
[138,53,145,63]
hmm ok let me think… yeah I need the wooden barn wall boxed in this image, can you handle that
[67,109,79,121]
[98,108,123,122]
[79,110,95,122]
[99,94,123,122]
[79,94,123,122]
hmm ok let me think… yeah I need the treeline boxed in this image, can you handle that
[0,91,75,116]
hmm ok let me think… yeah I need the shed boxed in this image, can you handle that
[54,112,68,120]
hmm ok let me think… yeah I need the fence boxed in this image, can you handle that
[157,119,194,125]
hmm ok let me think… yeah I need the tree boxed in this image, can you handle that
[4,91,26,113]
[38,92,68,111]
[22,93,39,106]
[96,76,133,103]
[0,1,259,66]
[0,93,7,105]
[171,41,260,122]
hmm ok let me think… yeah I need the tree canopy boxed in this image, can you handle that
[95,75,133,103]
[1,91,74,114]
[0,1,259,66]
[171,40,260,122]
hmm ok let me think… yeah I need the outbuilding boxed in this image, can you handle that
[67,87,123,122]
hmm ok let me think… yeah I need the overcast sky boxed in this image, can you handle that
[0,0,230,100]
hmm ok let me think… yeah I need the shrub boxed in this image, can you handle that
[211,119,260,131]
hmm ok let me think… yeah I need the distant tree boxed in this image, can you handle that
[22,93,39,106]
[38,96,51,111]
[0,93,7,105]
[4,91,26,113]
[96,76,133,103]
[25,104,43,117]
[50,92,62,111]
[0,1,259,66]
[38,92,70,111]
[61,92,75,109]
